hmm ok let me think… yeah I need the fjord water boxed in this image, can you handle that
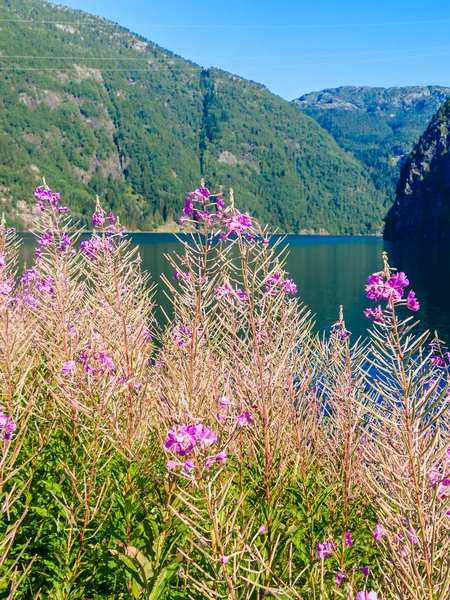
[18,234,450,342]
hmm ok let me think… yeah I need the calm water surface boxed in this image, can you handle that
[18,233,450,342]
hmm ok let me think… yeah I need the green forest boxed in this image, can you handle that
[294,85,450,211]
[0,0,387,234]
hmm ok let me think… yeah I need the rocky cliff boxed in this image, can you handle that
[293,86,450,209]
[384,99,450,240]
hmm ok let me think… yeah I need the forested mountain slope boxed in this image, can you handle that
[294,86,450,208]
[384,98,450,240]
[0,0,384,233]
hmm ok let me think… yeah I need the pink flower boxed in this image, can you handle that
[237,412,252,426]
[315,542,333,560]
[183,460,194,473]
[257,524,266,535]
[356,593,378,600]
[62,360,76,376]
[373,523,385,540]
[344,531,353,547]
[407,290,420,312]
[166,460,178,470]
[220,555,230,565]
[282,279,297,295]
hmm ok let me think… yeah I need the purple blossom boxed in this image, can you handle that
[215,284,233,301]
[35,249,43,259]
[331,327,350,340]
[226,212,252,235]
[344,531,353,547]
[356,593,378,600]
[282,279,297,295]
[235,288,248,302]
[166,459,178,470]
[183,460,194,473]
[364,306,383,323]
[92,212,105,228]
[373,523,385,541]
[183,198,194,215]
[359,566,370,577]
[62,360,76,376]
[258,524,266,535]
[20,269,37,284]
[220,555,230,565]
[108,211,116,224]
[216,197,225,210]
[0,254,5,269]
[0,408,16,440]
[407,290,420,312]
[60,235,71,251]
[197,210,215,226]
[179,215,189,224]
[215,451,227,463]
[430,356,445,367]
[335,572,344,587]
[237,412,253,427]
[38,233,53,248]
[165,426,197,456]
[265,273,281,294]
[365,274,385,301]
[315,542,333,560]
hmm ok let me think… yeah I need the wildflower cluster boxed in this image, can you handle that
[164,424,226,472]
[0,407,15,440]
[364,261,420,321]
[34,186,68,213]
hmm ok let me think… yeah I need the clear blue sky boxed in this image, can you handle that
[57,0,450,99]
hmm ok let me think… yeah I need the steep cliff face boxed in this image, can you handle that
[293,86,450,209]
[384,100,450,240]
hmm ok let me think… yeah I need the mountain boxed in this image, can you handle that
[384,98,450,240]
[0,0,385,234]
[293,86,450,209]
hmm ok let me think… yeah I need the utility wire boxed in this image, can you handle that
[2,50,450,71]
[1,18,450,28]
[2,44,450,61]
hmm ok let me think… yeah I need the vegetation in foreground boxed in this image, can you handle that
[0,182,449,599]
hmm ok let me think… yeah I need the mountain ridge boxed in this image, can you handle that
[0,0,385,234]
[293,85,450,211]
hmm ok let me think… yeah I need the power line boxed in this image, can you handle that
[2,50,450,71]
[2,17,450,28]
[2,44,450,61]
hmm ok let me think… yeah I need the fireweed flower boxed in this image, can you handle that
[407,290,420,311]
[315,542,333,560]
[62,360,76,376]
[373,523,385,540]
[344,531,353,547]
[220,555,230,565]
[0,408,16,440]
[38,233,53,248]
[183,460,194,473]
[265,273,281,294]
[430,356,445,367]
[92,211,105,227]
[0,254,5,268]
[282,279,297,295]
[237,412,253,426]
[364,306,383,323]
[335,572,344,587]
[359,566,370,577]
[257,524,266,535]
[226,213,252,235]
[356,593,378,600]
